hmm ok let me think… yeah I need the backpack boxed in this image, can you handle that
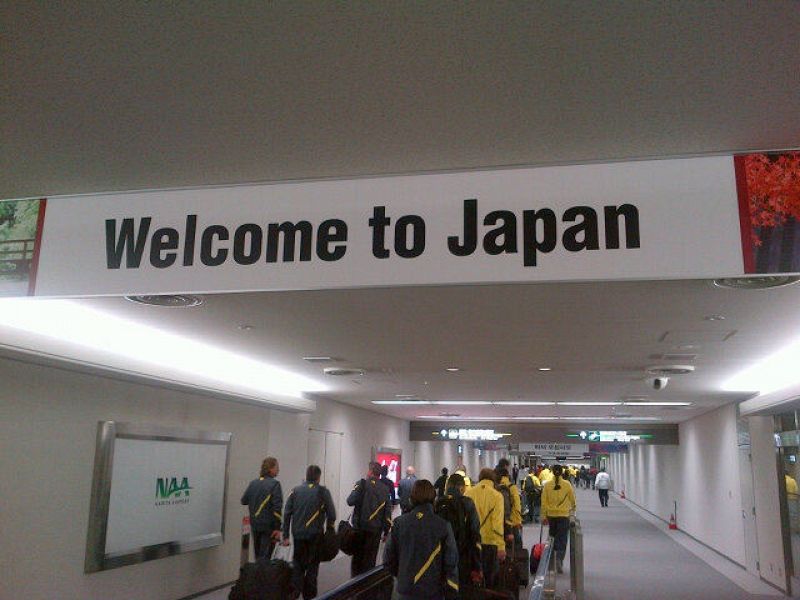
[435,494,480,579]
[435,495,468,553]
[495,483,512,531]
[355,478,388,532]
[523,475,542,498]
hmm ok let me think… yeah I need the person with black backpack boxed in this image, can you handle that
[281,465,336,599]
[347,461,394,577]
[434,472,482,589]
[385,479,460,600]
[523,470,543,523]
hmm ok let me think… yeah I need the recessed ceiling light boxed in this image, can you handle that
[323,367,366,377]
[704,315,726,321]
[125,294,205,308]
[303,356,334,362]
[445,367,460,372]
[558,402,622,406]
[714,276,800,290]
[238,324,255,331]
[624,402,693,406]
[646,365,696,376]
[538,367,552,371]
[495,401,556,406]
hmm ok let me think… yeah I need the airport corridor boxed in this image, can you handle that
[200,486,783,600]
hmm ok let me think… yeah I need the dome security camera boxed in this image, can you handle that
[651,377,669,391]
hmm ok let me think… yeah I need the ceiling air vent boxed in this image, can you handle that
[125,294,204,308]
[648,353,698,362]
[714,276,800,290]
[323,367,366,377]
[646,365,696,376]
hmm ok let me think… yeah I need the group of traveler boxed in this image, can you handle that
[240,457,337,599]
[242,455,608,599]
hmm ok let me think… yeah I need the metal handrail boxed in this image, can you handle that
[314,565,394,600]
[570,517,585,600]
[529,538,555,600]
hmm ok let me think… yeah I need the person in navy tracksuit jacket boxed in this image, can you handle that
[384,479,459,600]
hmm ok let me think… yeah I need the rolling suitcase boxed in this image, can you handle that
[514,543,530,587]
[497,544,520,600]
[461,587,515,599]
[530,522,546,574]
[461,580,515,600]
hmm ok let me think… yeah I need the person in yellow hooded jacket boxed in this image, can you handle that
[466,468,506,588]
[541,464,576,573]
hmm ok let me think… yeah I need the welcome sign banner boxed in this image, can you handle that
[1,152,798,298]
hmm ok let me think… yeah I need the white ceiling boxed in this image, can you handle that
[31,277,794,424]
[2,2,799,199]
[3,4,800,426]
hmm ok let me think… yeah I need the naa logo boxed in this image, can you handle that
[155,476,193,506]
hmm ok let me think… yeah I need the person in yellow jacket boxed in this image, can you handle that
[497,469,523,548]
[454,466,472,488]
[539,465,553,483]
[466,468,506,588]
[786,472,799,501]
[541,464,576,574]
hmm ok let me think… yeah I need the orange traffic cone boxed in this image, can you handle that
[620,488,626,499]
[668,513,678,530]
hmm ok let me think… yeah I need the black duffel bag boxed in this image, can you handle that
[318,522,340,562]
[337,515,360,556]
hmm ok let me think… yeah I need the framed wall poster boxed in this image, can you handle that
[84,421,232,573]
[373,446,402,489]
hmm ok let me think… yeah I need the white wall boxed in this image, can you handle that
[307,398,414,517]
[611,403,747,566]
[0,356,413,600]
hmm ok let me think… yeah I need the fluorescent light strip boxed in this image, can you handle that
[372,400,431,405]
[624,402,692,406]
[723,338,800,395]
[495,401,556,406]
[375,400,554,406]
[558,402,622,406]
[0,299,326,399]
[418,414,662,421]
[416,416,510,421]
[430,401,492,405]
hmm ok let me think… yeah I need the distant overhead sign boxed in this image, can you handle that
[578,430,644,443]
[519,442,589,455]
[440,428,506,441]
